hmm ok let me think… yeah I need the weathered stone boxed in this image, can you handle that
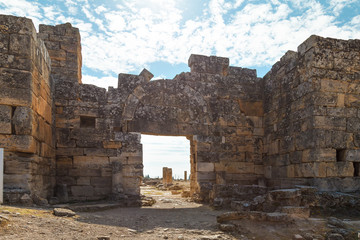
[53,208,76,217]
[0,105,12,134]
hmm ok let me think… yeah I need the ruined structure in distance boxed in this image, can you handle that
[1,14,360,204]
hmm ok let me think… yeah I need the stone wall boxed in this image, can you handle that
[264,35,360,191]
[1,14,360,204]
[122,54,264,201]
[0,15,55,203]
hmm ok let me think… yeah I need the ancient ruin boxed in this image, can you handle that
[1,14,360,206]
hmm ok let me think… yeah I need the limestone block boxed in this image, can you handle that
[90,177,111,188]
[345,94,360,108]
[0,105,11,134]
[77,177,90,185]
[197,162,214,172]
[9,34,32,57]
[12,106,32,135]
[197,171,216,181]
[56,128,76,148]
[188,54,229,76]
[79,84,106,103]
[4,173,31,189]
[225,162,254,174]
[0,68,32,90]
[73,156,109,167]
[71,185,94,197]
[326,162,354,177]
[69,168,101,177]
[254,165,264,175]
[302,148,336,163]
[0,135,37,153]
[0,87,33,107]
[56,157,73,168]
[101,167,112,177]
[5,159,31,174]
[36,96,52,123]
[40,142,55,158]
[103,141,122,149]
[139,68,153,82]
[56,147,84,156]
[313,116,346,130]
[56,176,76,186]
[294,163,326,178]
[344,149,360,162]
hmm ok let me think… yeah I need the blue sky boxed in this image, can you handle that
[1,0,359,178]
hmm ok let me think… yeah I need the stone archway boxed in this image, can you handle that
[121,76,213,196]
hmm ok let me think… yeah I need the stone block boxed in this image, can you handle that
[73,156,109,167]
[103,141,122,149]
[71,185,94,197]
[302,148,336,163]
[0,68,32,90]
[90,177,111,188]
[12,106,32,135]
[0,87,33,107]
[344,149,360,162]
[294,163,326,178]
[197,162,214,172]
[238,101,263,116]
[4,173,31,189]
[188,54,229,76]
[313,116,346,130]
[4,159,31,174]
[69,168,101,177]
[0,135,37,153]
[9,34,32,57]
[0,105,12,134]
[326,162,354,177]
[77,177,90,185]
[56,147,84,156]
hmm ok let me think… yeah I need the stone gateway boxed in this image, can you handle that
[1,14,360,205]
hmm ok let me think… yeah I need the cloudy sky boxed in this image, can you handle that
[1,0,359,178]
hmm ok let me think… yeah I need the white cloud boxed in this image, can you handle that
[1,0,360,87]
[82,74,118,89]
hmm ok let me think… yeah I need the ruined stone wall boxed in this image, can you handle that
[264,35,360,191]
[122,54,265,201]
[38,23,142,202]
[0,15,55,203]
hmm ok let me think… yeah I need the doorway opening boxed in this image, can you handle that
[140,134,191,205]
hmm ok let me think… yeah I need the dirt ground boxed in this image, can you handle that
[0,182,359,240]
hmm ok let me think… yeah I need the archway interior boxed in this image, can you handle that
[141,134,190,180]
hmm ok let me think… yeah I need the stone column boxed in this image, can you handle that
[184,171,187,181]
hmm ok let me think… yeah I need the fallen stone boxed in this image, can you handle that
[293,234,304,239]
[53,208,76,217]
[218,223,235,232]
[20,194,33,206]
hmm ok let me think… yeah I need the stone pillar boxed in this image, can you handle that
[184,171,187,181]
[162,167,172,185]
[0,148,3,204]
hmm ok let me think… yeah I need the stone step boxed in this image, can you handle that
[281,206,310,218]
[269,189,301,200]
